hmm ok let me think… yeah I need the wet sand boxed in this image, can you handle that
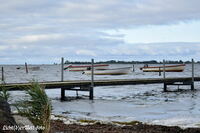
[50,120,200,133]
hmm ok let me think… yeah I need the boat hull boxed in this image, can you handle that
[141,64,185,72]
[83,67,132,75]
[64,64,109,71]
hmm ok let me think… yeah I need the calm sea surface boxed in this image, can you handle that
[3,64,200,128]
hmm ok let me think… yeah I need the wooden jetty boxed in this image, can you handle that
[0,58,198,100]
[1,77,199,100]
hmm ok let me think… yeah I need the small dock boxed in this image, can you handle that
[0,58,198,100]
[1,77,199,100]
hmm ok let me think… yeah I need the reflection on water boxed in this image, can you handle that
[4,64,200,128]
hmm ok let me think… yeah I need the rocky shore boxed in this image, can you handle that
[50,120,200,133]
[0,100,20,133]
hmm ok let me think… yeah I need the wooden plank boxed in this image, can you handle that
[65,88,90,91]
[1,77,200,91]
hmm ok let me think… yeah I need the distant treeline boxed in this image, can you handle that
[64,60,199,64]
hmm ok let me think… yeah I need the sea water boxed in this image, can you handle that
[4,64,200,128]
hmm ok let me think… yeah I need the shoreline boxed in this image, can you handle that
[50,115,200,133]
[50,119,200,133]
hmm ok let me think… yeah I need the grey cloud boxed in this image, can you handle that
[1,0,200,28]
[0,0,200,63]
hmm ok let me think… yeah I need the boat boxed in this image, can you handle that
[83,67,132,75]
[64,64,109,71]
[16,66,40,71]
[140,64,185,72]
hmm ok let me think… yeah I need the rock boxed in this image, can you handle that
[0,100,20,133]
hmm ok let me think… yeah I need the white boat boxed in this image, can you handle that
[64,64,109,71]
[140,64,185,72]
[83,67,132,75]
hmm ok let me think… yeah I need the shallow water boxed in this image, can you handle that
[3,64,200,128]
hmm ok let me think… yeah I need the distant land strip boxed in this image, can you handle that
[62,60,198,64]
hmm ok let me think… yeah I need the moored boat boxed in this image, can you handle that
[83,67,132,75]
[16,66,40,71]
[64,64,109,71]
[140,64,185,72]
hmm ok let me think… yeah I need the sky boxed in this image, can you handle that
[1,0,200,64]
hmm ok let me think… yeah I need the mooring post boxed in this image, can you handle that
[25,62,28,73]
[163,60,166,79]
[1,67,4,83]
[132,64,135,72]
[163,59,167,92]
[191,58,194,90]
[89,59,94,100]
[159,67,161,76]
[61,57,64,82]
[60,57,65,100]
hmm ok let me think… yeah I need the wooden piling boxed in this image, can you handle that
[191,59,194,90]
[61,87,65,101]
[89,59,94,100]
[61,57,64,82]
[163,60,166,79]
[159,67,161,76]
[164,83,167,92]
[163,60,167,92]
[132,65,135,72]
[76,90,78,98]
[25,62,28,73]
[1,67,4,83]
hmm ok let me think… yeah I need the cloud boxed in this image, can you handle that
[76,49,97,56]
[0,0,200,63]
[14,34,64,43]
[1,0,200,28]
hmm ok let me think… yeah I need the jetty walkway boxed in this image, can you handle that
[1,77,199,100]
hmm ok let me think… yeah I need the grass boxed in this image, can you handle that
[0,85,10,102]
[15,81,51,133]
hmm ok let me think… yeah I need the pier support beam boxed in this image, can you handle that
[61,87,66,101]
[89,86,93,100]
[191,83,194,90]
[163,82,167,92]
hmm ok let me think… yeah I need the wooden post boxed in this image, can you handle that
[1,67,4,83]
[61,88,65,101]
[89,59,94,100]
[25,62,28,73]
[191,58,194,90]
[163,60,166,79]
[61,57,64,82]
[163,60,167,92]
[159,67,161,76]
[76,90,78,98]
[164,83,167,92]
[132,65,135,72]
